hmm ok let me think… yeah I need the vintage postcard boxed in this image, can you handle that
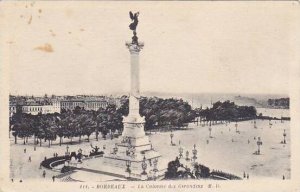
[0,1,299,192]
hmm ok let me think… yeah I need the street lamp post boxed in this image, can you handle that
[179,143,183,159]
[185,150,190,161]
[153,158,158,180]
[257,137,263,155]
[170,130,174,146]
[77,148,83,163]
[65,145,70,156]
[192,144,197,163]
[125,160,131,178]
[141,156,148,180]
[283,129,286,144]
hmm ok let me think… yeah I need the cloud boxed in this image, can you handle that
[34,43,54,53]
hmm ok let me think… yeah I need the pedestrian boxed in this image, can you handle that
[28,156,31,162]
[39,163,42,169]
[53,153,56,157]
[283,175,285,180]
[44,156,47,161]
[43,170,46,178]
[24,148,26,153]
[248,139,250,144]
[34,146,36,151]
[52,176,55,182]
[247,174,249,179]
[56,153,58,157]
[243,171,246,178]
[11,178,13,182]
[19,179,22,183]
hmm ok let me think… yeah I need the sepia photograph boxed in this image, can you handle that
[0,1,299,192]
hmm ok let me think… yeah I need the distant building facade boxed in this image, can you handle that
[9,95,122,116]
[9,99,61,117]
[60,97,121,111]
[21,100,61,115]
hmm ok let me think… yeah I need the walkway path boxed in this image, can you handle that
[78,167,126,179]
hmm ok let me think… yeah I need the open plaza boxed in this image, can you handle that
[10,116,290,182]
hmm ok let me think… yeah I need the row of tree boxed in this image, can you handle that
[118,96,196,129]
[10,96,196,146]
[195,100,257,121]
[267,98,289,109]
[10,98,257,147]
[10,104,122,147]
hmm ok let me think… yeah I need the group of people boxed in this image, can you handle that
[243,171,250,179]
[42,170,56,182]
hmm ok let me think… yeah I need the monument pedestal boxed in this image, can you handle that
[103,95,162,179]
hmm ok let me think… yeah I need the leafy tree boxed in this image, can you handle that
[195,100,257,121]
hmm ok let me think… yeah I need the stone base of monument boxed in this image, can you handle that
[92,106,166,180]
[141,173,148,181]
[101,134,165,180]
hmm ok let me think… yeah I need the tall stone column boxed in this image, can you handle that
[91,13,163,180]
[128,43,143,118]
[122,42,146,140]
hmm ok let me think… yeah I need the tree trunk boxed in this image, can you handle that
[71,137,73,144]
[59,137,62,146]
[96,130,99,141]
[40,138,42,146]
[87,135,90,142]
[26,137,28,143]
[15,135,17,144]
[23,138,25,145]
[79,135,81,143]
[48,140,50,148]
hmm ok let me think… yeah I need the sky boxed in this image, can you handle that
[2,1,298,96]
